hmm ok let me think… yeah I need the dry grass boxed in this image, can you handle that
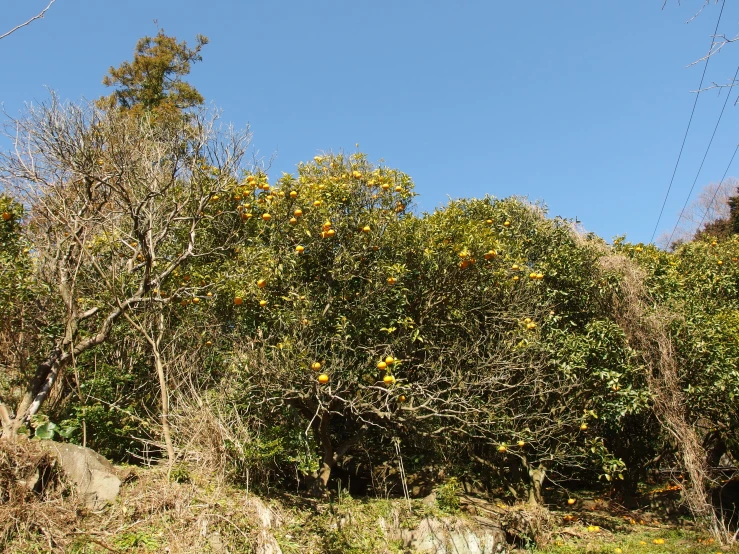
[0,437,82,551]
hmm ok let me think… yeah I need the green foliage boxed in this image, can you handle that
[435,477,461,514]
[101,29,208,115]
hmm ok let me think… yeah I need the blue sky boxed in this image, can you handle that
[2,1,739,244]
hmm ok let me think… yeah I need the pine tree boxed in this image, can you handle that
[100,30,208,117]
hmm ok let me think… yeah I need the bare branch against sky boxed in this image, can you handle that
[0,0,56,41]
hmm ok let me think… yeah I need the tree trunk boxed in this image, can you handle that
[153,348,175,463]
[4,350,66,437]
[526,462,547,506]
[308,414,367,496]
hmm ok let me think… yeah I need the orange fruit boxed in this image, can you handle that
[503,221,511,227]
[294,209,303,217]
[395,186,402,192]
[313,200,322,207]
[234,297,243,305]
[517,440,525,447]
[277,191,285,198]
[192,297,200,304]
[259,299,268,307]
[352,170,362,178]
[377,361,388,370]
[387,277,397,285]
[289,217,298,224]
[262,213,272,221]
[484,250,497,260]
[295,245,305,253]
[511,264,520,271]
[257,279,267,288]
[385,356,395,365]
[580,423,588,431]
[311,362,322,371]
[327,229,336,237]
[526,322,536,330]
[383,374,395,385]
[362,225,371,233]
[512,275,519,281]
[290,191,298,198]
[1,212,11,221]
[529,272,537,279]
[567,498,576,505]
[206,292,213,297]
[381,183,390,190]
[398,395,406,402]
[205,340,213,346]
[318,373,329,384]
[485,219,493,225]
[498,445,507,453]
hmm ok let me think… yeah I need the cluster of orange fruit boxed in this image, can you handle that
[497,440,527,453]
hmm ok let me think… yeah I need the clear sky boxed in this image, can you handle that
[3,1,739,244]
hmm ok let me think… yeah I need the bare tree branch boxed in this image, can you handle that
[0,0,56,41]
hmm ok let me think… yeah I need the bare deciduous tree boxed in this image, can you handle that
[0,94,251,439]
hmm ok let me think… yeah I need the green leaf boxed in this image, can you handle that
[58,425,79,439]
[34,421,58,440]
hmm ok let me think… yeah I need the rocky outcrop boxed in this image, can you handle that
[246,496,283,554]
[387,514,506,554]
[39,440,121,510]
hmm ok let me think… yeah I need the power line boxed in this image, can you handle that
[650,0,726,243]
[696,142,739,231]
[667,64,739,246]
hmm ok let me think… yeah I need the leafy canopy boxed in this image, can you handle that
[100,29,208,114]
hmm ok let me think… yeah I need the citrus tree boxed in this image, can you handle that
[200,155,648,499]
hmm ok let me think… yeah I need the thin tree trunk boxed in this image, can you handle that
[153,346,175,463]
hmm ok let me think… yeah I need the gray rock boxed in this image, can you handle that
[246,496,283,554]
[39,440,121,510]
[396,516,506,554]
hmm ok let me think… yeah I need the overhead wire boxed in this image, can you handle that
[666,64,739,246]
[650,0,726,243]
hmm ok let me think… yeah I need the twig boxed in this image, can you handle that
[0,0,57,41]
